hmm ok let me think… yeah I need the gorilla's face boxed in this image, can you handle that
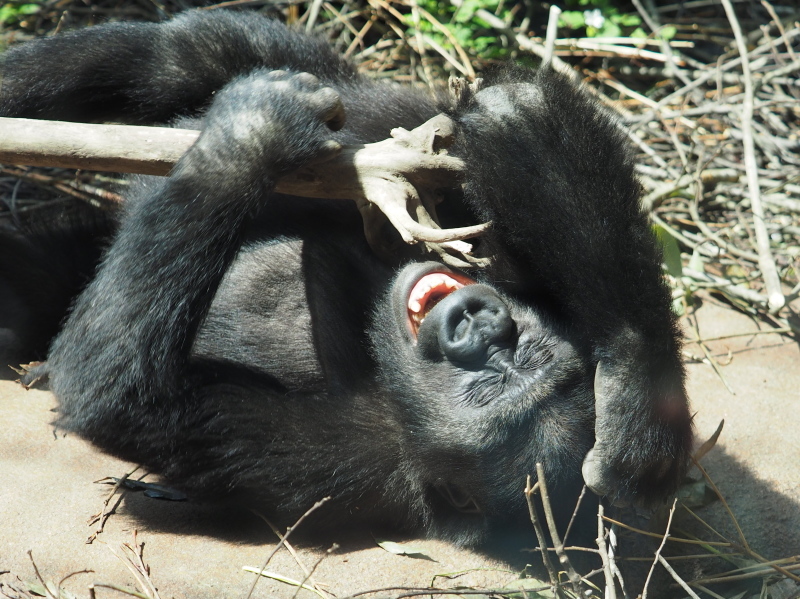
[371,262,595,535]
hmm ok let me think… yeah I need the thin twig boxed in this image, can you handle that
[600,515,731,547]
[691,459,750,551]
[535,463,587,596]
[682,267,769,310]
[642,498,678,599]
[88,583,149,598]
[87,467,141,544]
[250,509,327,597]
[628,28,800,131]
[106,531,161,599]
[657,554,702,599]
[607,524,629,599]
[245,497,331,599]
[562,485,586,545]
[448,0,580,84]
[686,326,792,344]
[523,476,562,596]
[721,0,784,313]
[290,544,338,599]
[409,2,475,79]
[27,551,57,599]
[595,504,617,599]
[689,559,800,585]
[543,5,560,66]
[760,0,797,62]
[687,309,736,395]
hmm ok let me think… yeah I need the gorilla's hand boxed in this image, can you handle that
[582,357,692,507]
[187,69,345,180]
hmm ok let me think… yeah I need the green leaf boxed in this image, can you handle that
[376,539,436,560]
[688,247,704,272]
[593,21,622,38]
[613,12,641,27]
[658,25,677,40]
[473,36,498,53]
[242,568,328,599]
[454,0,480,23]
[672,295,686,316]
[0,2,40,24]
[559,10,585,30]
[26,581,80,599]
[653,224,683,277]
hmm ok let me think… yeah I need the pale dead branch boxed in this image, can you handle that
[0,113,490,266]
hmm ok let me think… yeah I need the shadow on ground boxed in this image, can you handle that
[1,295,798,598]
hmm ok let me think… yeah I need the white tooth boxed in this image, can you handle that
[408,273,464,314]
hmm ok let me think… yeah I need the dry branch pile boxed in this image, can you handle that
[609,3,800,328]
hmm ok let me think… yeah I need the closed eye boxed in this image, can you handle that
[514,339,555,371]
[461,370,505,407]
[458,339,556,407]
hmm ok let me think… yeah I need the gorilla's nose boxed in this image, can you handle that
[418,285,514,364]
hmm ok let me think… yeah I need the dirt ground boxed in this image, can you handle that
[1,294,798,598]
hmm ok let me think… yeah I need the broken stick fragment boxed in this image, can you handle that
[0,114,490,266]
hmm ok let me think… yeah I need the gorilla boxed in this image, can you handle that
[0,10,692,544]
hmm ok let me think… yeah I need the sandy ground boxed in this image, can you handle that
[1,294,798,598]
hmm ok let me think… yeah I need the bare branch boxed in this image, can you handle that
[0,118,199,176]
[642,498,677,599]
[720,0,785,313]
[524,475,563,596]
[246,497,331,599]
[596,504,618,599]
[535,463,589,596]
[0,114,490,265]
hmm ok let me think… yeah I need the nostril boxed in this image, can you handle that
[416,284,515,363]
[452,311,474,342]
[439,289,514,363]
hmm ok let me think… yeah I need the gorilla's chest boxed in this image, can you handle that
[192,237,326,391]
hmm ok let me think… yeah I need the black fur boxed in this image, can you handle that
[0,11,692,544]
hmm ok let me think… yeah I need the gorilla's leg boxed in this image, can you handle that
[0,10,439,140]
[0,11,356,124]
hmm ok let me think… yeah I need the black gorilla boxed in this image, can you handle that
[0,10,692,544]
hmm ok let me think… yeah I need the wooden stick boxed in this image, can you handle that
[0,115,489,252]
[0,118,199,176]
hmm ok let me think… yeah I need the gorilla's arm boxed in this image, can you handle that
[42,70,345,469]
[0,11,356,124]
[454,68,692,503]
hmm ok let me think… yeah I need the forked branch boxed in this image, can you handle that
[0,114,490,266]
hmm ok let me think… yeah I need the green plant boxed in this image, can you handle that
[406,0,515,60]
[0,0,41,26]
[559,0,650,39]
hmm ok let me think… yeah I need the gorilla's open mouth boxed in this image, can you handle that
[406,270,476,338]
